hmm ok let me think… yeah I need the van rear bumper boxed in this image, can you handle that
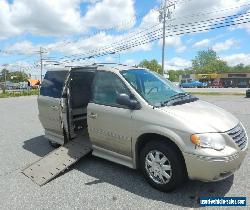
[183,149,247,182]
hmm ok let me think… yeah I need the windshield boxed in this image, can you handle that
[121,69,197,107]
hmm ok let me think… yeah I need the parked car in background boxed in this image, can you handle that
[19,82,28,89]
[246,89,250,98]
[238,81,248,88]
[223,80,234,88]
[0,81,16,90]
[0,81,29,90]
[172,82,180,88]
[13,83,20,89]
[210,80,223,88]
[180,80,207,88]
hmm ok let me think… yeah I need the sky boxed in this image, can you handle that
[0,0,250,77]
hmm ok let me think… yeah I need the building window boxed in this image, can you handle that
[228,74,247,78]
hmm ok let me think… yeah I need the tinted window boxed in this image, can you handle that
[40,71,68,98]
[92,71,130,106]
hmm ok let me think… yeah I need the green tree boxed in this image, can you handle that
[233,63,245,72]
[192,49,229,73]
[0,69,28,83]
[244,65,250,72]
[10,71,29,83]
[0,69,10,82]
[168,70,180,82]
[138,59,162,74]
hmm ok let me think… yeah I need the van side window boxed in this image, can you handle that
[92,71,130,106]
[40,71,68,98]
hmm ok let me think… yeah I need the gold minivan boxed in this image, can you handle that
[38,64,248,192]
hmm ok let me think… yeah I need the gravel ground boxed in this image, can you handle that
[0,96,249,210]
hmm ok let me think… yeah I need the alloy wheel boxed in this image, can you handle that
[145,150,172,184]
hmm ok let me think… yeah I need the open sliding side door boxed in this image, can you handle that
[22,67,97,186]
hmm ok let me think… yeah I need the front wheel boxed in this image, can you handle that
[140,141,187,192]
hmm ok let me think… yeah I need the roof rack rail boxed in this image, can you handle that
[64,64,96,68]
[92,62,131,67]
[93,62,139,68]
[64,63,138,69]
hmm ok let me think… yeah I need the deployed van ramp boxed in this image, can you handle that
[22,136,92,186]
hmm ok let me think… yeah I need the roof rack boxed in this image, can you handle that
[92,62,132,67]
[64,64,96,68]
[64,63,138,69]
[93,62,139,69]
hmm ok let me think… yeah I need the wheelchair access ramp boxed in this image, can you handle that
[22,136,92,186]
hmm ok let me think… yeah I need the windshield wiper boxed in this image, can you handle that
[169,93,191,100]
[161,93,198,107]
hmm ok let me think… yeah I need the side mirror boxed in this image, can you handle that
[116,94,140,110]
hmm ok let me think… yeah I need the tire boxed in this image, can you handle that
[140,141,187,192]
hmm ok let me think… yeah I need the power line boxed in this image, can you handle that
[171,2,250,21]
[59,11,250,63]
[60,12,250,64]
[45,7,162,52]
[104,13,250,56]
[73,3,250,55]
[3,1,250,68]
[59,3,250,61]
[46,0,194,58]
[4,1,249,61]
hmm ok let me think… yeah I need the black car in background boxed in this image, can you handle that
[246,89,250,98]
[238,81,248,88]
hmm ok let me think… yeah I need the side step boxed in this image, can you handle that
[22,136,92,186]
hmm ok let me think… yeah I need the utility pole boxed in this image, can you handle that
[34,47,48,85]
[4,69,7,94]
[159,0,175,76]
[161,0,167,76]
[39,47,43,84]
[2,64,8,94]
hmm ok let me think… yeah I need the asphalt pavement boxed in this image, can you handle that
[0,96,249,210]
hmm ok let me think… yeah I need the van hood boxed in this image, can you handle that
[159,100,239,133]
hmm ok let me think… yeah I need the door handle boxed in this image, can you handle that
[89,113,97,119]
[51,105,59,110]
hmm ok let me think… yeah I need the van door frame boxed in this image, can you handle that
[61,71,73,142]
[61,67,97,142]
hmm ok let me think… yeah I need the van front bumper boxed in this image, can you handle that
[183,149,248,181]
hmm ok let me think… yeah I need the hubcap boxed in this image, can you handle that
[145,150,172,184]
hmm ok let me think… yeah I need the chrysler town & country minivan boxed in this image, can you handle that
[38,64,248,191]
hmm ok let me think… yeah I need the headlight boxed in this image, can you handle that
[190,133,225,151]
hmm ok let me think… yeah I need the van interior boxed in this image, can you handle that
[68,69,95,137]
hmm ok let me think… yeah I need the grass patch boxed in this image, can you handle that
[0,89,39,98]
[188,92,245,96]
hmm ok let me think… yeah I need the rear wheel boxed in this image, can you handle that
[140,141,187,192]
